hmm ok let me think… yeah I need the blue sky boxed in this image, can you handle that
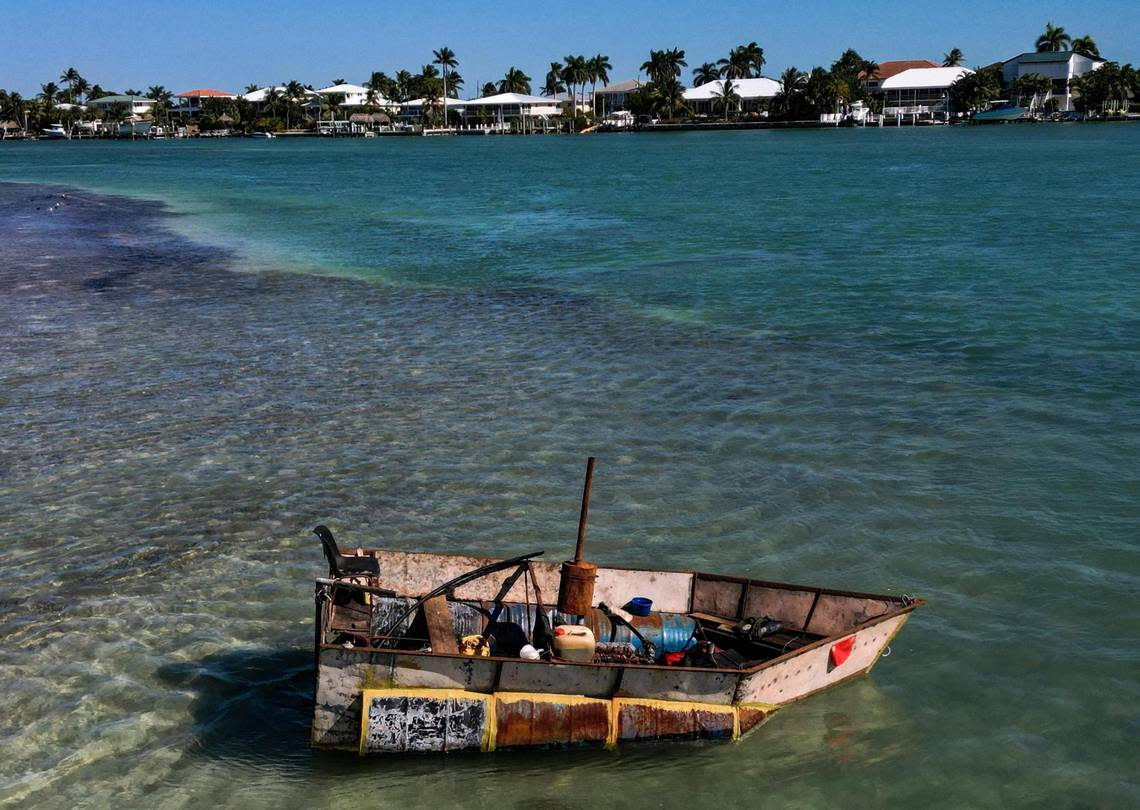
[2,0,1137,95]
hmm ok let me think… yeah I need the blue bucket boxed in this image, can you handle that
[628,597,653,617]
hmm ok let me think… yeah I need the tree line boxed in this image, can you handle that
[2,23,1135,135]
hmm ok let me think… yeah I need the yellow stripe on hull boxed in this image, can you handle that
[358,688,779,753]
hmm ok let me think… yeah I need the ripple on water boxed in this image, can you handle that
[1,126,1139,809]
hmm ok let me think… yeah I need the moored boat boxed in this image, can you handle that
[311,462,923,754]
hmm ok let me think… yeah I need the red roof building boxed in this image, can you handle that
[172,89,237,115]
[863,60,940,90]
[175,88,237,99]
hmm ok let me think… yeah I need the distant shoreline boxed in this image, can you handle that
[3,115,1137,142]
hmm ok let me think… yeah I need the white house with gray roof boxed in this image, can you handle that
[86,95,156,116]
[1002,51,1105,111]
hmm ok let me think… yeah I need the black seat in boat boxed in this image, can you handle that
[314,525,381,579]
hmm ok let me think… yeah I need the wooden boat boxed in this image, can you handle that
[311,464,923,754]
[312,545,922,754]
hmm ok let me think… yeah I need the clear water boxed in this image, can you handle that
[0,127,1137,808]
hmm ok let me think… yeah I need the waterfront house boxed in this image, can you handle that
[550,92,591,115]
[396,98,464,123]
[880,66,973,121]
[1001,51,1105,111]
[683,77,781,116]
[315,83,376,108]
[459,92,562,131]
[594,79,644,116]
[862,59,939,92]
[87,94,156,116]
[173,89,236,116]
[242,85,321,105]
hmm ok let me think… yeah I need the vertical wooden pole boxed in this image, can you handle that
[574,457,596,562]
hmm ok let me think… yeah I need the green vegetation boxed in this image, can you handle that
[498,67,532,95]
[948,67,1003,114]
[1072,62,1139,115]
[1071,36,1100,59]
[713,77,740,121]
[1036,22,1072,53]
[1013,73,1053,111]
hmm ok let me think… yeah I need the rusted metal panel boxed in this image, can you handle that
[615,699,735,742]
[389,652,498,691]
[360,689,491,753]
[737,705,772,736]
[373,550,564,603]
[616,666,740,704]
[497,660,620,697]
[691,576,745,618]
[742,584,817,630]
[370,550,692,614]
[804,593,900,637]
[734,614,908,705]
[312,648,399,749]
[494,693,610,749]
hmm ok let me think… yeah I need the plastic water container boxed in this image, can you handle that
[552,625,596,662]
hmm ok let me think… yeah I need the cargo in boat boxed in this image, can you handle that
[311,533,923,754]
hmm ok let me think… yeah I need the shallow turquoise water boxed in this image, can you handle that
[0,127,1137,808]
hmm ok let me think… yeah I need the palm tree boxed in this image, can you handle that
[692,62,720,86]
[1015,72,1053,111]
[664,48,688,81]
[416,64,440,102]
[713,78,740,121]
[394,70,413,103]
[72,76,90,104]
[648,77,688,120]
[432,46,457,117]
[318,92,339,124]
[718,47,752,79]
[366,71,396,103]
[446,72,465,98]
[105,101,129,134]
[60,67,80,104]
[147,85,173,130]
[1106,63,1131,113]
[804,67,838,116]
[774,67,806,117]
[2,91,27,133]
[421,78,443,126]
[1071,36,1100,58]
[482,82,497,97]
[543,62,565,97]
[588,54,611,114]
[745,42,766,77]
[562,55,588,116]
[284,80,307,129]
[39,82,60,109]
[943,48,965,67]
[498,67,532,94]
[1036,22,1071,53]
[363,87,380,112]
[641,50,666,82]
